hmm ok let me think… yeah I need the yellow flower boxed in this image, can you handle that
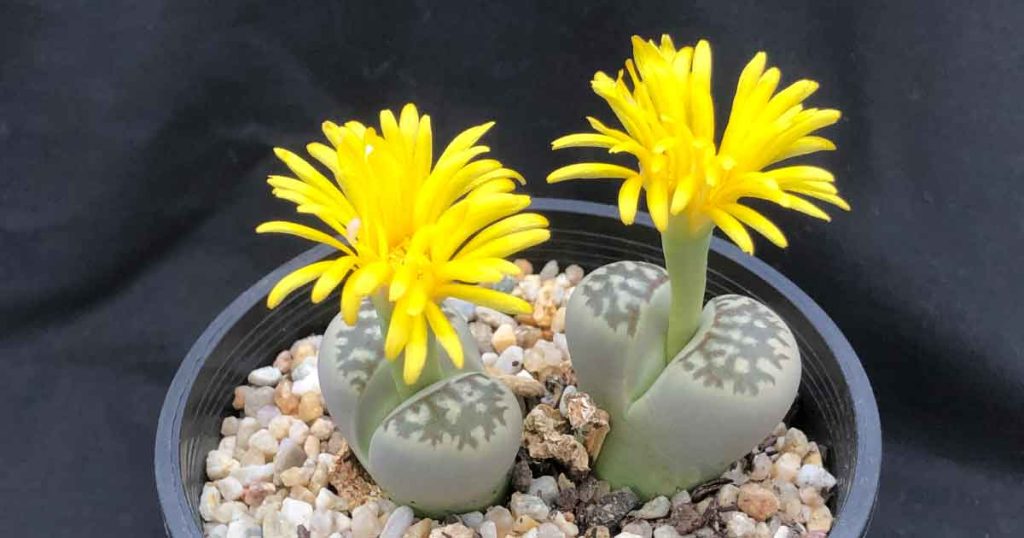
[258,104,550,384]
[548,35,849,253]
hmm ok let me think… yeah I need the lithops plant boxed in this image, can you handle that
[258,104,550,514]
[548,36,848,498]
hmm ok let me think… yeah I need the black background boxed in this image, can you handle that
[2,0,1022,536]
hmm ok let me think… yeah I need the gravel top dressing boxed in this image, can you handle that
[200,261,837,538]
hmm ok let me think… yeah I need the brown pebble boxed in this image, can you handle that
[274,379,300,415]
[232,386,247,410]
[291,341,317,365]
[272,350,294,374]
[298,392,324,423]
[512,515,539,533]
[403,519,432,538]
[806,505,833,532]
[242,482,275,506]
[737,483,779,521]
[514,258,534,277]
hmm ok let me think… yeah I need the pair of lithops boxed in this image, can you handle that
[270,33,846,515]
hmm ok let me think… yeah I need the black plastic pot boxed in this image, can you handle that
[156,198,881,537]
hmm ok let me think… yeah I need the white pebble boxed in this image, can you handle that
[482,352,498,367]
[614,533,643,538]
[632,496,670,519]
[724,511,756,538]
[315,487,346,511]
[244,387,276,417]
[225,517,259,538]
[311,509,337,535]
[528,476,559,505]
[274,437,307,472]
[256,405,281,427]
[206,524,228,538]
[510,492,550,521]
[229,463,274,486]
[281,498,313,527]
[291,373,321,396]
[479,521,498,538]
[653,526,680,538]
[538,522,566,538]
[218,436,236,453]
[213,501,247,524]
[268,415,292,440]
[621,522,651,538]
[291,361,316,381]
[288,419,310,445]
[248,429,279,456]
[221,416,239,436]
[214,476,244,502]
[248,366,283,386]
[795,464,837,490]
[772,452,802,483]
[310,417,335,440]
[496,346,525,375]
[352,502,383,538]
[200,484,221,522]
[460,511,485,529]
[236,417,260,449]
[205,450,239,480]
[381,505,415,538]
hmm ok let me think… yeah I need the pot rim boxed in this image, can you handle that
[155,197,881,537]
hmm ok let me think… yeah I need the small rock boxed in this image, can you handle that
[218,436,236,453]
[239,447,265,466]
[795,464,836,490]
[514,258,534,275]
[631,496,671,519]
[249,366,283,386]
[670,490,691,508]
[381,506,415,538]
[352,502,384,538]
[206,450,239,480]
[303,433,321,459]
[479,521,498,538]
[275,379,300,415]
[551,307,566,333]
[429,523,475,538]
[292,371,321,396]
[752,523,771,538]
[529,476,560,505]
[492,324,518,353]
[771,526,795,538]
[782,428,809,457]
[514,515,541,533]
[445,298,477,321]
[772,453,802,483]
[213,501,248,524]
[245,386,276,417]
[225,518,260,538]
[516,325,544,349]
[539,522,567,538]
[310,417,335,440]
[511,492,551,521]
[716,484,740,508]
[498,372,547,398]
[799,486,824,507]
[230,463,274,486]
[581,489,640,530]
[481,352,498,367]
[653,526,680,538]
[289,418,311,445]
[207,523,228,538]
[565,265,584,285]
[236,417,260,449]
[460,511,485,529]
[749,453,772,481]
[539,260,560,280]
[200,484,221,522]
[522,405,590,472]
[257,404,282,427]
[298,393,325,424]
[665,503,701,535]
[737,484,779,522]
[805,505,833,532]
[584,527,611,538]
[273,350,294,373]
[723,511,756,538]
[551,511,579,537]
[803,451,824,467]
[281,464,313,487]
[249,429,279,456]
[614,533,642,538]
[221,416,239,436]
[274,438,307,472]
[233,386,250,410]
[243,482,275,506]
[485,505,515,537]
[476,306,515,328]
[403,519,432,538]
[281,497,313,527]
[470,322,495,353]
[621,521,652,538]
[214,476,244,502]
[496,345,525,374]
[310,509,337,535]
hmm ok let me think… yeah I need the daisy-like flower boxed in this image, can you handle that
[548,35,848,253]
[258,104,550,384]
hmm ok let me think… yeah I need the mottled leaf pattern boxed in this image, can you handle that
[330,301,384,392]
[383,374,510,449]
[580,261,668,337]
[676,295,797,395]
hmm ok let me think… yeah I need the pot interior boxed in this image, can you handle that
[159,199,876,537]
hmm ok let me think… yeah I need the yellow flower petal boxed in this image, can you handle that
[425,302,463,368]
[437,284,532,315]
[547,163,638,183]
[709,208,755,254]
[267,260,335,309]
[311,257,357,303]
[618,175,643,225]
[724,203,788,248]
[384,309,412,359]
[255,221,353,254]
[403,315,428,385]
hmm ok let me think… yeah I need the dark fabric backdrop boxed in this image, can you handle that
[1,0,1021,535]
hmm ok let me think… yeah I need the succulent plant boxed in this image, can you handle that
[548,36,847,498]
[259,104,549,514]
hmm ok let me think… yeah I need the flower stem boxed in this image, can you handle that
[370,292,444,399]
[662,215,712,362]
